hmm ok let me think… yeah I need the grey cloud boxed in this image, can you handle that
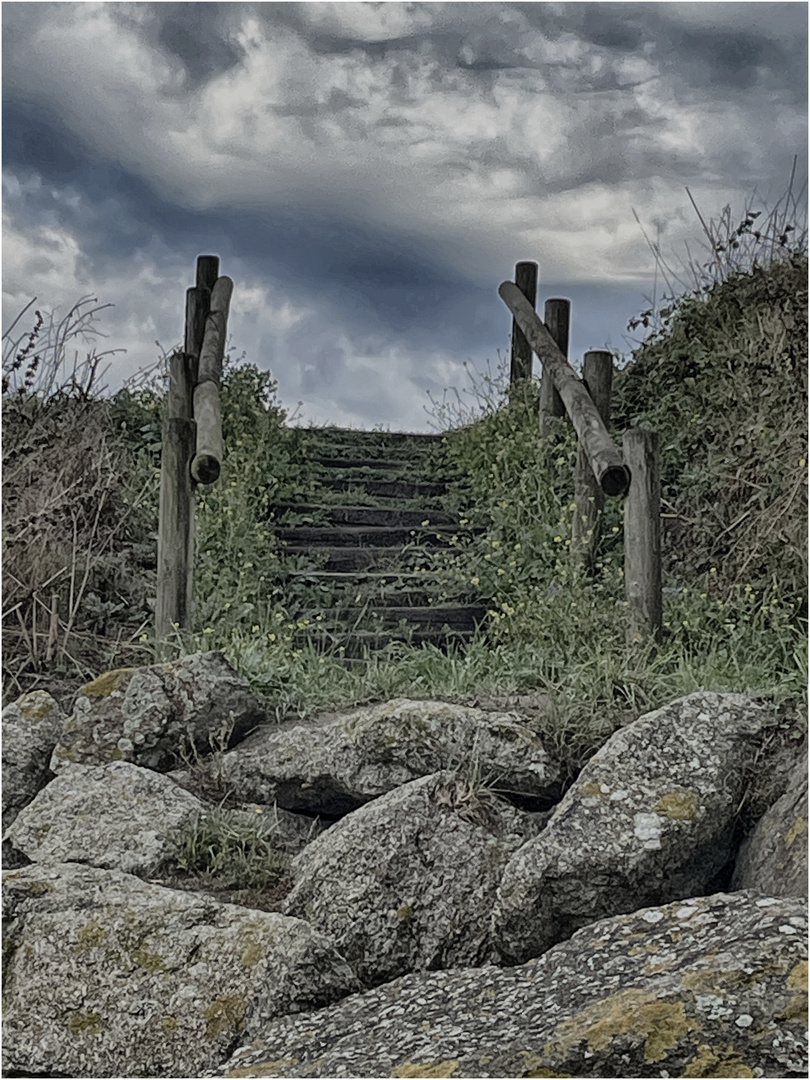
[111,2,246,92]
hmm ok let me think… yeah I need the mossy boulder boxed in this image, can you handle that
[732,745,808,898]
[50,651,265,773]
[2,691,65,850]
[283,770,546,986]
[493,692,769,963]
[219,698,562,816]
[2,862,358,1078]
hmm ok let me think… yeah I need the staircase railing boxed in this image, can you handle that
[156,255,232,651]
[500,262,662,645]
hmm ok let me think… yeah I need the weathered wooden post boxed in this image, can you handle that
[508,261,538,406]
[623,428,662,644]
[156,255,228,652]
[539,298,569,435]
[571,350,614,570]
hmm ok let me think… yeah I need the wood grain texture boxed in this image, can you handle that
[509,261,538,391]
[572,351,614,570]
[623,427,662,644]
[156,417,196,642]
[191,380,223,485]
[539,298,569,432]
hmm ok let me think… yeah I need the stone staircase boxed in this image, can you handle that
[269,427,488,657]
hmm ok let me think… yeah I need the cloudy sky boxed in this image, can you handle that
[3,2,807,430]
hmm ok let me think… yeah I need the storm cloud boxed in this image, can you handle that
[3,2,806,429]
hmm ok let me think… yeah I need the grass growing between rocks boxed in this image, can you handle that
[165,804,293,904]
[2,190,806,784]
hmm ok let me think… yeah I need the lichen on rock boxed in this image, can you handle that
[2,862,359,1078]
[493,692,770,963]
[216,892,807,1079]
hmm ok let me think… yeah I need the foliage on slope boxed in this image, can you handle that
[612,251,808,606]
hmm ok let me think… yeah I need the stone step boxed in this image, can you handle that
[314,456,425,472]
[283,545,450,572]
[275,425,476,655]
[296,427,444,446]
[296,626,477,657]
[311,604,488,630]
[307,443,441,463]
[271,504,458,528]
[319,477,448,499]
[286,570,474,606]
[277,525,459,548]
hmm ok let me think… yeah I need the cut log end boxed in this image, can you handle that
[601,464,631,497]
[191,453,221,485]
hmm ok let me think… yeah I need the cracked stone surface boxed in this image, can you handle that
[493,692,769,962]
[3,862,359,1078]
[217,892,807,1079]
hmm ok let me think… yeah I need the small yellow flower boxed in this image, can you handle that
[709,567,717,574]
[470,576,480,586]
[252,624,260,633]
[554,535,562,543]
[203,627,214,635]
[139,634,149,642]
[612,526,620,534]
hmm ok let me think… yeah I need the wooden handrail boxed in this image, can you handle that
[191,276,233,485]
[156,257,232,649]
[498,280,630,496]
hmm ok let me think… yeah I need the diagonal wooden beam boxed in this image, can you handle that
[499,280,630,496]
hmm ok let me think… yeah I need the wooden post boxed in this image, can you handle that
[539,299,569,435]
[184,287,209,393]
[623,428,662,644]
[572,351,614,570]
[191,275,233,485]
[498,281,629,495]
[196,255,219,291]
[509,261,538,402]
[155,412,196,645]
[155,256,220,648]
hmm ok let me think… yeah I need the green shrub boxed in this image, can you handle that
[613,252,808,604]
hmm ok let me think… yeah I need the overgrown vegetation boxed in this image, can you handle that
[2,298,156,700]
[3,186,806,790]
